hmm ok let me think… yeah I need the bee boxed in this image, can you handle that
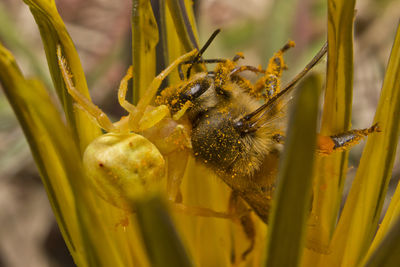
[155,30,318,223]
[156,30,379,224]
[154,31,380,260]
[57,29,379,260]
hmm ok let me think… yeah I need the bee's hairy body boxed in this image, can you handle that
[156,39,330,224]
[187,75,276,179]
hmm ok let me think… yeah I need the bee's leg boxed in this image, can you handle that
[231,75,256,95]
[130,49,198,130]
[178,58,226,80]
[317,123,381,155]
[270,124,380,155]
[228,65,266,97]
[253,41,295,101]
[229,65,263,85]
[57,45,115,132]
[272,133,285,144]
[229,192,255,262]
[232,52,245,62]
[230,65,265,76]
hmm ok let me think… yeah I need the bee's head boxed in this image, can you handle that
[156,72,215,115]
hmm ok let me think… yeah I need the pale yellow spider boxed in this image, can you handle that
[56,45,233,219]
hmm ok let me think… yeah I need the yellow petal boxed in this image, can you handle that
[265,74,321,267]
[303,1,355,264]
[23,0,101,153]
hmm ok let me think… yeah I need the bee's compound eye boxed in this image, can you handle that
[83,133,165,211]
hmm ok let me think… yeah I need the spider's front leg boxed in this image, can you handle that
[57,45,116,132]
[115,49,199,132]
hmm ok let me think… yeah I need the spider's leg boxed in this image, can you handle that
[130,49,198,131]
[57,45,115,132]
[115,65,176,132]
[117,65,136,113]
[137,105,170,131]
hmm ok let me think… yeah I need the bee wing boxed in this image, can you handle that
[258,90,295,132]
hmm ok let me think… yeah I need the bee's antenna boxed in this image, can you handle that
[234,42,328,133]
[185,29,221,79]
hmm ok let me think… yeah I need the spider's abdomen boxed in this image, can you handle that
[83,133,165,211]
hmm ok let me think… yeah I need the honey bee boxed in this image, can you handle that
[156,30,379,225]
[155,30,326,223]
[57,29,378,260]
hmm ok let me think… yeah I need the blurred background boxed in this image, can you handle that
[0,0,399,266]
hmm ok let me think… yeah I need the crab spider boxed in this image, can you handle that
[56,45,235,219]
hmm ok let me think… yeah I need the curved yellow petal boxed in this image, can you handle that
[23,0,101,153]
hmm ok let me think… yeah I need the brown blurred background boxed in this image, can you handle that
[0,0,399,266]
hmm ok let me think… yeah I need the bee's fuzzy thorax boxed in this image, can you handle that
[189,83,279,178]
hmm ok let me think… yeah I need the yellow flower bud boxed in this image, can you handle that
[83,133,165,211]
